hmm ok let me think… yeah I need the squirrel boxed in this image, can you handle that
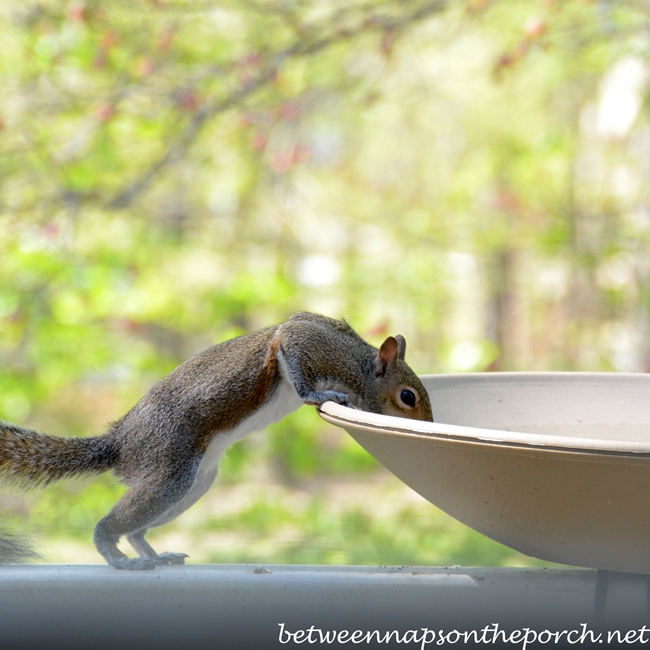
[0,312,433,570]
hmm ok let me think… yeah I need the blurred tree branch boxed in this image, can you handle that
[107,0,449,209]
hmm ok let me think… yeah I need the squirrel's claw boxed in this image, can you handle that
[156,552,189,565]
[327,392,352,408]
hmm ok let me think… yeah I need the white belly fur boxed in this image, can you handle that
[149,378,303,528]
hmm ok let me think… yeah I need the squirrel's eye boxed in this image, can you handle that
[399,389,416,408]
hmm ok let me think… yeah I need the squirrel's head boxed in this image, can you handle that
[369,335,433,422]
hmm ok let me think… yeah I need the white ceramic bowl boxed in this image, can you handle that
[318,373,650,574]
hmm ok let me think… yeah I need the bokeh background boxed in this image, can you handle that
[1,0,649,566]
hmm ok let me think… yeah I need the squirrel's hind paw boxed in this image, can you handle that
[156,552,188,565]
[110,556,160,571]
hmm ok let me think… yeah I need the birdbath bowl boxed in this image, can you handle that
[318,373,650,574]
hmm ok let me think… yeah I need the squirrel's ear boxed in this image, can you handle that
[374,336,399,377]
[395,335,406,360]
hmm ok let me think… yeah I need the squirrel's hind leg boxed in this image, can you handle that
[93,516,159,571]
[93,470,197,571]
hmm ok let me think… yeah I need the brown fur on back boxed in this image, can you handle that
[108,325,281,482]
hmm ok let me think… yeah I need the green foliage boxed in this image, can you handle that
[136,471,559,568]
[29,477,125,539]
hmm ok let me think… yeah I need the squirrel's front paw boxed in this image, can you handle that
[304,390,352,408]
[320,391,352,408]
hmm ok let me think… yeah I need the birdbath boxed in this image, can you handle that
[318,372,650,621]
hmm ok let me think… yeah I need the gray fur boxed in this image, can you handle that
[0,313,433,569]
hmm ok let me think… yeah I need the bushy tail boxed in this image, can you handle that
[0,422,118,564]
[0,528,39,564]
[0,422,117,488]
